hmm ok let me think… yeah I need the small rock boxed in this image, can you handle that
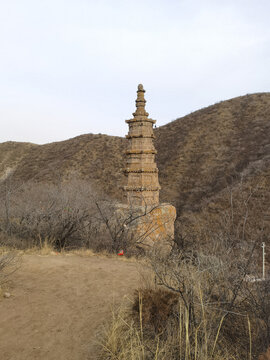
[4,292,11,298]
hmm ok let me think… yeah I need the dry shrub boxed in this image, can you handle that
[101,240,268,359]
[241,279,270,352]
[0,231,31,250]
[100,306,147,360]
[0,179,84,249]
[1,180,97,250]
[132,288,179,334]
[151,244,270,358]
[0,176,160,255]
[0,252,19,295]
[0,178,124,252]
[170,176,270,356]
[101,290,244,360]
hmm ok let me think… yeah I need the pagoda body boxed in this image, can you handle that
[124,84,160,207]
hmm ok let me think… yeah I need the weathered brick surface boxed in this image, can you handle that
[116,203,176,254]
[122,85,176,252]
[124,84,160,207]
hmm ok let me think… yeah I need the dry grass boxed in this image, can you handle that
[71,248,138,261]
[100,241,269,359]
[0,251,20,298]
[100,291,247,360]
[0,244,139,264]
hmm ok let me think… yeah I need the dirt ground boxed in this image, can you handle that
[0,253,142,360]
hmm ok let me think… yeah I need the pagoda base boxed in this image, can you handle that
[116,203,176,255]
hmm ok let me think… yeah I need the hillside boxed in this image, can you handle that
[0,93,269,213]
[0,141,37,181]
[156,92,270,212]
[0,134,126,199]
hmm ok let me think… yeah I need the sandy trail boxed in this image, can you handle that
[0,254,141,360]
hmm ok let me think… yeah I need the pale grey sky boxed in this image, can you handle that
[0,0,269,144]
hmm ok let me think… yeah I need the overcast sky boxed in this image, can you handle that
[0,0,269,144]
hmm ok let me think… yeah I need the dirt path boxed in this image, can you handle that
[0,254,142,360]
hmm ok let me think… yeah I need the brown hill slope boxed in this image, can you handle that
[156,92,270,212]
[0,134,126,199]
[0,141,37,181]
[0,93,269,212]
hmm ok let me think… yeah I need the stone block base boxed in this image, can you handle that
[116,203,176,255]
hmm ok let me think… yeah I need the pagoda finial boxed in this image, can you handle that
[133,83,149,117]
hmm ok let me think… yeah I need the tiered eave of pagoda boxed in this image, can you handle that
[124,84,161,207]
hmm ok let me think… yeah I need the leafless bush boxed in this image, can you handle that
[0,178,102,250]
[101,244,253,359]
[0,177,158,253]
[92,198,164,255]
[168,176,270,353]
[146,229,270,358]
[241,279,270,351]
[0,252,20,288]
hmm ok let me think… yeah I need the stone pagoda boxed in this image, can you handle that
[121,84,176,254]
[124,84,161,207]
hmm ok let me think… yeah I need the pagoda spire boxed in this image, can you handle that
[133,84,149,118]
